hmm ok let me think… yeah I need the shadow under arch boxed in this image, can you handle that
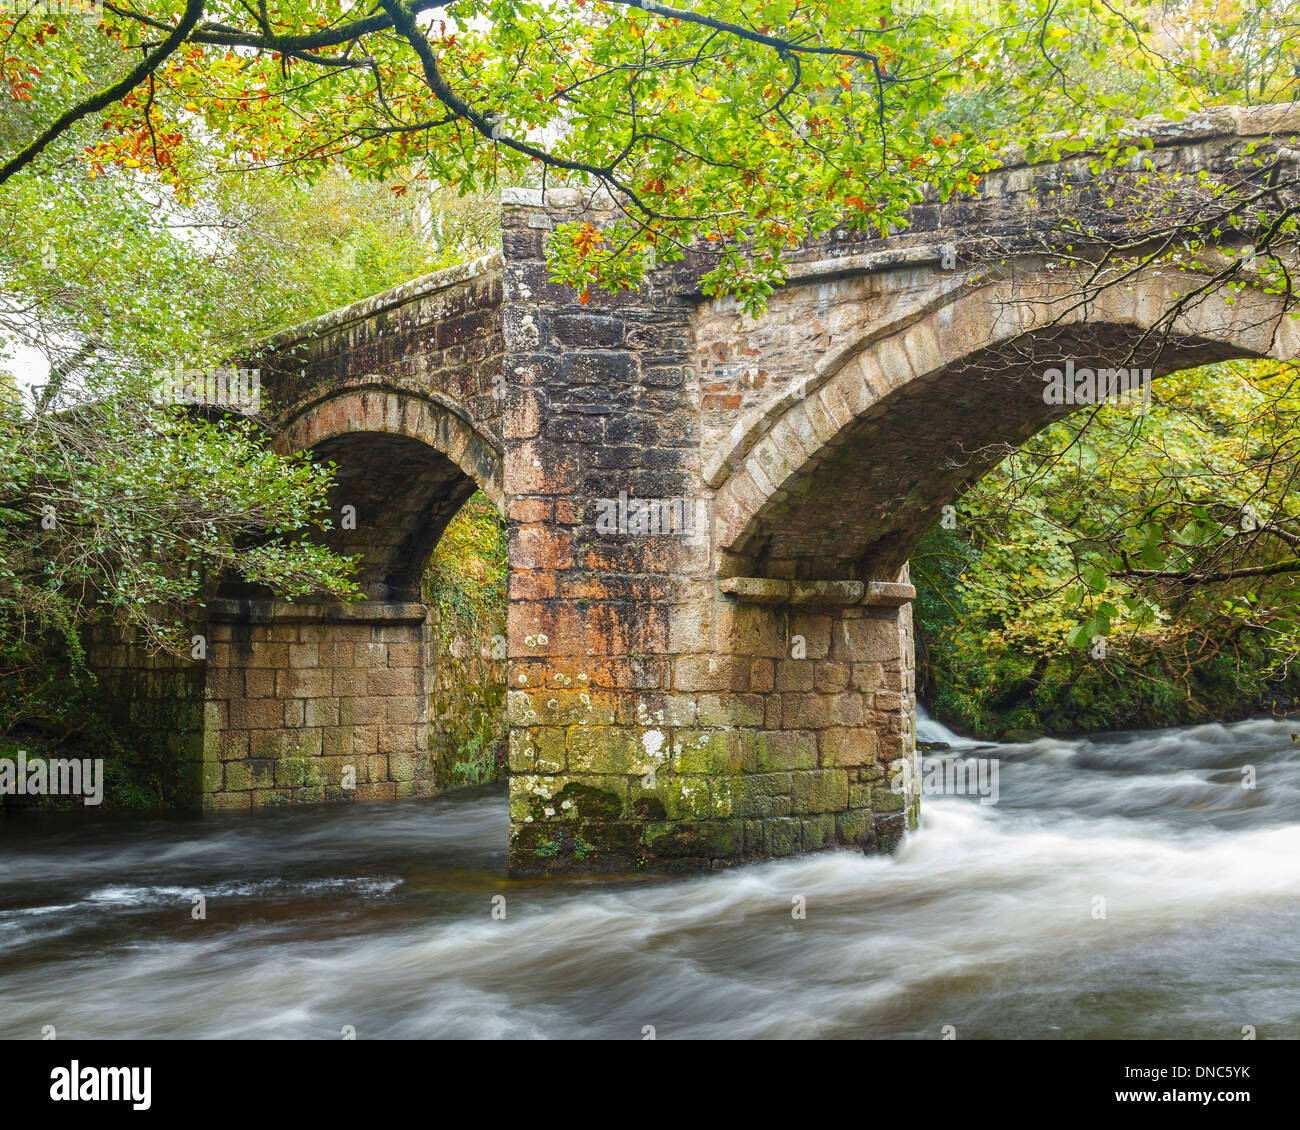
[190,387,510,805]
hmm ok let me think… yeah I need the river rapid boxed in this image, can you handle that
[2,710,1298,1039]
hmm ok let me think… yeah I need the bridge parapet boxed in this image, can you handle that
[255,251,507,452]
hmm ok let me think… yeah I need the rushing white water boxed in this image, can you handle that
[915,703,971,747]
[2,711,1299,1039]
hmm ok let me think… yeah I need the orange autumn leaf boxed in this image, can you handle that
[572,221,601,256]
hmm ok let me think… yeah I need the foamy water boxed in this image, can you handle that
[2,711,1298,1039]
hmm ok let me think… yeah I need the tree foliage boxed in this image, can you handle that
[4,1,1275,312]
[0,373,359,658]
[914,358,1300,734]
[424,490,507,785]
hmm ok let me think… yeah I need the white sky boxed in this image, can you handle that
[6,344,49,399]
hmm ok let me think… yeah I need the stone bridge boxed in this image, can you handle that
[88,105,1300,873]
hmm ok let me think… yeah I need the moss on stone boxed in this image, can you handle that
[524,780,624,822]
[643,819,742,859]
[632,794,667,819]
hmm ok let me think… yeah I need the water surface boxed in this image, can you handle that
[2,711,1298,1039]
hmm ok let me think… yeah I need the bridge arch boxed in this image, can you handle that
[712,264,1300,581]
[176,387,508,808]
[275,386,503,601]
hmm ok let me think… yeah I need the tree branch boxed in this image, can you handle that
[0,0,205,186]
[1116,558,1300,584]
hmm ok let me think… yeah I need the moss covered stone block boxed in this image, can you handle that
[877,812,905,851]
[671,729,751,774]
[274,756,309,789]
[567,726,656,775]
[658,775,713,819]
[836,809,875,847]
[204,791,253,810]
[508,727,565,773]
[871,786,905,813]
[820,727,877,767]
[790,769,849,815]
[643,819,743,859]
[511,820,642,875]
[767,817,801,856]
[735,772,794,818]
[511,775,628,823]
[755,730,817,771]
[801,814,837,850]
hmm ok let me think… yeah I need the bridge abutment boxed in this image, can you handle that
[201,600,434,807]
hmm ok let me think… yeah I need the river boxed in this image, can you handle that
[2,710,1299,1039]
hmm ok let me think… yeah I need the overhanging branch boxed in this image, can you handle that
[0,0,206,186]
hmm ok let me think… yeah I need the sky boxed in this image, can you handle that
[5,344,49,403]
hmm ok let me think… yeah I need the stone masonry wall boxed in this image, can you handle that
[199,600,433,809]
[83,620,206,805]
[255,253,507,450]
